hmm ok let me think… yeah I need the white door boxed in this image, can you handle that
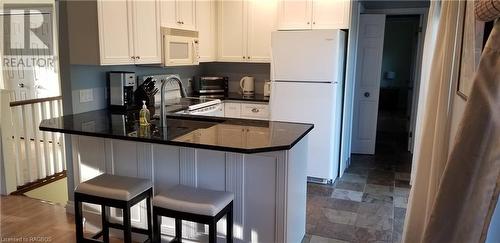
[217,0,246,62]
[246,0,277,62]
[98,0,134,65]
[271,30,345,82]
[312,0,350,29]
[196,0,217,62]
[132,0,161,64]
[277,0,312,30]
[351,14,385,154]
[176,0,196,30]
[270,82,337,180]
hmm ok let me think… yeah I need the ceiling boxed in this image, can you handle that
[361,0,430,9]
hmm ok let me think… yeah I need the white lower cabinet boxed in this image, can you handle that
[224,102,269,120]
[224,102,242,118]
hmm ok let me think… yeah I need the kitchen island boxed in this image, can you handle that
[40,109,313,243]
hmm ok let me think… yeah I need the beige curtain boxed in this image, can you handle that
[403,0,464,242]
[422,19,500,243]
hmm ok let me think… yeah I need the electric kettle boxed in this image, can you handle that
[240,76,255,95]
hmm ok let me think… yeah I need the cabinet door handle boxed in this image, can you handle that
[248,56,251,59]
[307,22,310,25]
[177,21,181,24]
[137,56,140,59]
[131,56,136,59]
[251,108,259,113]
[313,22,316,24]
[243,56,246,59]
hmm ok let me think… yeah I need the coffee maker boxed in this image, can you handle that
[107,72,136,110]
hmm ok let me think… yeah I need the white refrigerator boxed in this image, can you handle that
[270,30,346,183]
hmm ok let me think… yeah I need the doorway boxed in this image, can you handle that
[342,12,424,243]
[376,15,420,164]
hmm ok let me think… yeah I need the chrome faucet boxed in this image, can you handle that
[160,74,186,128]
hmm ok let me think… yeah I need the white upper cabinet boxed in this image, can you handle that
[277,0,312,30]
[160,0,196,30]
[97,0,134,64]
[131,0,162,64]
[217,0,247,62]
[247,0,277,62]
[195,0,217,62]
[68,0,161,65]
[312,0,350,29]
[278,0,351,30]
[218,0,277,62]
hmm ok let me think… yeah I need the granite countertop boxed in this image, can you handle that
[39,109,313,153]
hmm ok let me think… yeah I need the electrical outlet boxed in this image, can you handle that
[79,89,93,103]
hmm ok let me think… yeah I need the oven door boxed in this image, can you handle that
[163,35,199,66]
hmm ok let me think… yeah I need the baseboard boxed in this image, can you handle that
[66,200,74,215]
[11,171,67,195]
[307,176,333,184]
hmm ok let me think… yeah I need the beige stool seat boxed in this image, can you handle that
[153,185,234,216]
[76,174,152,201]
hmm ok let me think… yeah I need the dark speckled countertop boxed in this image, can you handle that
[39,109,313,154]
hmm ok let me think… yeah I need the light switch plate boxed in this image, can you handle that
[79,89,93,103]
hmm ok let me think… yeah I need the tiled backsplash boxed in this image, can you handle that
[200,62,271,94]
[69,62,270,113]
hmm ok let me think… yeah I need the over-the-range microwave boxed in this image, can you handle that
[161,27,199,66]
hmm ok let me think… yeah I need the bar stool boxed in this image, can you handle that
[74,173,153,243]
[152,185,234,243]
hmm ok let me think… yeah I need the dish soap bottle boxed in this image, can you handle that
[139,100,150,126]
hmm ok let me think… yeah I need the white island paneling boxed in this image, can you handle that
[70,134,308,243]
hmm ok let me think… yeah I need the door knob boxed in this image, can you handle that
[18,83,25,88]
[364,92,370,97]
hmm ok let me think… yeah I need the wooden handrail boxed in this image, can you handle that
[9,96,62,107]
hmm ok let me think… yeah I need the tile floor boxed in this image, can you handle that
[303,131,412,243]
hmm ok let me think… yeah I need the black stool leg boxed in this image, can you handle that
[208,220,217,243]
[227,202,233,243]
[146,191,153,241]
[153,211,161,243]
[175,219,182,242]
[101,205,109,243]
[75,200,84,243]
[123,206,132,243]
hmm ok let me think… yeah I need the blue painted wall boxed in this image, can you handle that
[69,63,270,114]
[69,64,200,113]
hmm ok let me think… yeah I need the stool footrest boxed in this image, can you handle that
[91,231,103,240]
[107,222,150,235]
